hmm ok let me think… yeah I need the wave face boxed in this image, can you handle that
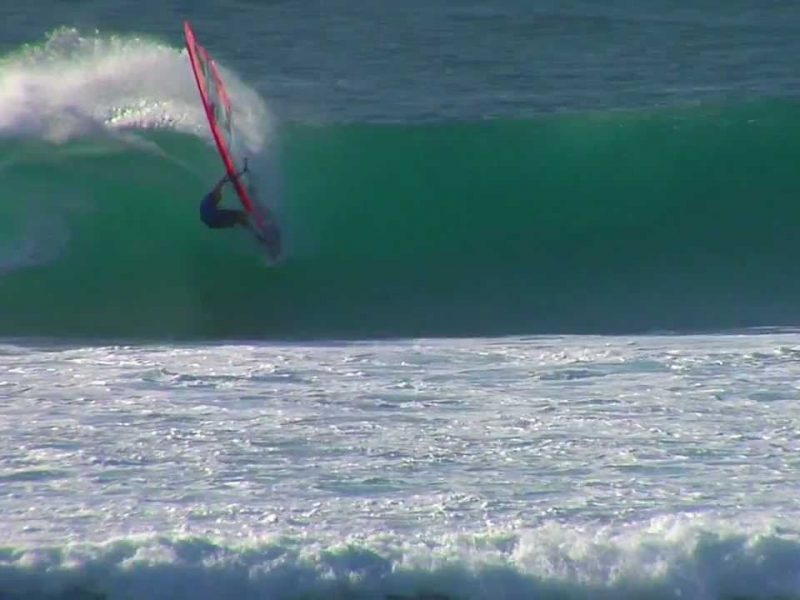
[2,30,800,339]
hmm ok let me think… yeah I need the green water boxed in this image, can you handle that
[2,101,800,338]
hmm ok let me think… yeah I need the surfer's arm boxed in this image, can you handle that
[209,164,246,201]
[215,162,248,190]
[201,177,226,208]
[209,174,229,197]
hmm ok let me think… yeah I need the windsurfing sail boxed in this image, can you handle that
[183,21,280,259]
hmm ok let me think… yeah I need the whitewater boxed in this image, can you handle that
[3,333,800,600]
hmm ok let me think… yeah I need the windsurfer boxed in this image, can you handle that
[200,169,250,230]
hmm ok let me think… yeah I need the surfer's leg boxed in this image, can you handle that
[208,209,246,229]
[235,214,267,244]
[236,211,250,227]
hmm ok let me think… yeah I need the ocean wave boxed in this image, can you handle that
[2,517,799,600]
[0,27,269,150]
[2,32,800,339]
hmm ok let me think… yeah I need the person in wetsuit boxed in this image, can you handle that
[200,172,250,229]
[200,167,282,259]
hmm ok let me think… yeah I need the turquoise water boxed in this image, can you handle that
[1,16,800,338]
[3,103,800,338]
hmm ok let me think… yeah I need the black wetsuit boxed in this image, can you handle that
[200,190,242,228]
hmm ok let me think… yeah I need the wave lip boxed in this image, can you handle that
[0,28,194,141]
[0,27,270,149]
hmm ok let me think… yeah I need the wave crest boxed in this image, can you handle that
[0,27,270,149]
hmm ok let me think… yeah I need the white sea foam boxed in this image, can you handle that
[1,516,799,600]
[0,28,270,152]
